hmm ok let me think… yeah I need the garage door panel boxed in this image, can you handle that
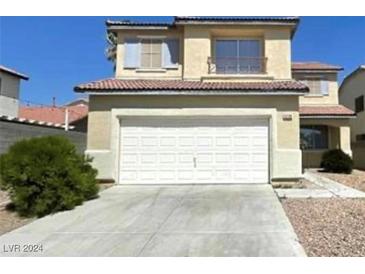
[120,117,269,184]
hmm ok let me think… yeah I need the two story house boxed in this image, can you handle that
[339,66,365,169]
[75,17,354,184]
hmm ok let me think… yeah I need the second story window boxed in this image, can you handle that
[355,95,364,113]
[124,37,179,70]
[141,39,162,69]
[213,39,264,74]
[300,78,329,96]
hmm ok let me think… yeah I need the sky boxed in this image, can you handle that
[0,16,364,106]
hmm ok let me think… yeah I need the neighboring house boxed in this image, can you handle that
[19,98,89,132]
[339,66,365,169]
[0,65,29,117]
[74,17,354,184]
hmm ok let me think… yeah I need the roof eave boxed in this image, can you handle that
[75,89,308,95]
[0,69,29,80]
[292,68,343,73]
[300,115,356,119]
[107,25,172,30]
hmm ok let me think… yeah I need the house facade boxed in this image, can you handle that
[75,17,354,184]
[0,65,29,117]
[339,66,365,169]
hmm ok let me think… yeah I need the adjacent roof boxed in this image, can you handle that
[19,104,88,125]
[0,65,29,80]
[0,115,74,129]
[299,105,355,117]
[292,62,343,72]
[74,79,309,94]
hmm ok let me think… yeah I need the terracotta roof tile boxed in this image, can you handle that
[292,62,343,71]
[74,79,308,93]
[300,105,355,117]
[19,104,88,125]
[0,65,29,80]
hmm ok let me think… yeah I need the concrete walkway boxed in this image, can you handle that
[275,171,365,199]
[0,185,305,257]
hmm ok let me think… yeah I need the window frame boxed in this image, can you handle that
[300,125,329,151]
[124,36,180,70]
[213,37,264,74]
[140,38,163,69]
[355,95,364,113]
[300,77,329,97]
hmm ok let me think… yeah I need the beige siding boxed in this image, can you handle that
[340,70,365,141]
[114,25,293,81]
[87,95,299,150]
[264,29,292,80]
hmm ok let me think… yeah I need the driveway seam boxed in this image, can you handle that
[136,186,193,256]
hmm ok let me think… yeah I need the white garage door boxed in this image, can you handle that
[119,117,269,184]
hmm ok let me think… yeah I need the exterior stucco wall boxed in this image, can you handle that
[0,72,21,117]
[340,70,365,141]
[0,96,19,117]
[294,72,339,105]
[87,94,301,181]
[264,29,292,80]
[114,26,293,81]
[352,142,365,170]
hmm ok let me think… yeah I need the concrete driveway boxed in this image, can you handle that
[0,185,305,256]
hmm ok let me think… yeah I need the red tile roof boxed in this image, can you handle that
[300,105,355,117]
[74,79,308,93]
[292,62,343,71]
[0,65,29,80]
[19,104,88,125]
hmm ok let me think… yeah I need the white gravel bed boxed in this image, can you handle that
[282,198,365,257]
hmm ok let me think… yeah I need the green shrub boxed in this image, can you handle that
[0,136,99,217]
[320,149,353,174]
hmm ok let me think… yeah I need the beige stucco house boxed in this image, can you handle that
[0,65,29,117]
[75,17,354,184]
[339,66,365,169]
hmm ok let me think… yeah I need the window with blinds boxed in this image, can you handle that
[141,39,163,69]
[301,79,329,96]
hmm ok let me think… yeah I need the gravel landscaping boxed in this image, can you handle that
[282,198,365,256]
[314,169,365,192]
[0,190,33,236]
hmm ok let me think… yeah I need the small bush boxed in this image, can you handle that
[0,136,99,217]
[320,149,353,174]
